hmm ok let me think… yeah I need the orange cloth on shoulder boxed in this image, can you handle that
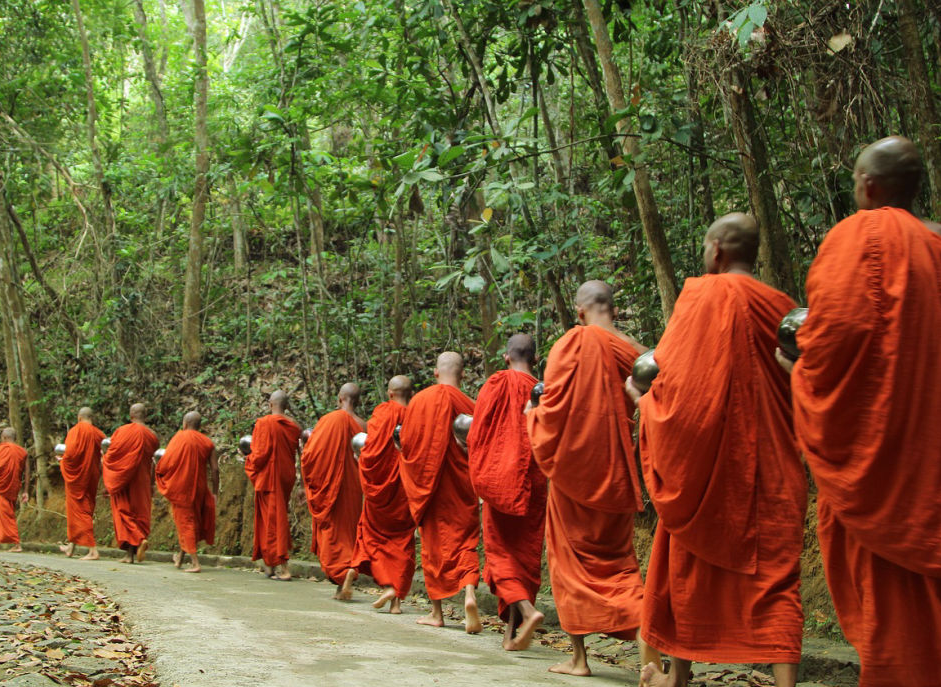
[0,443,27,544]
[301,409,363,585]
[60,422,105,547]
[793,208,941,686]
[639,273,806,663]
[245,414,301,567]
[527,324,644,637]
[400,384,478,600]
[156,429,216,553]
[102,423,159,550]
[351,400,415,598]
[468,369,546,620]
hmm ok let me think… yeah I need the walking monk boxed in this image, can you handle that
[630,214,806,687]
[301,383,366,599]
[103,404,159,564]
[782,136,941,687]
[156,411,219,573]
[245,390,301,581]
[525,281,659,676]
[351,375,416,614]
[0,428,28,552]
[400,352,481,633]
[59,407,105,560]
[467,334,546,651]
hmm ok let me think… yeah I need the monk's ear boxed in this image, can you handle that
[612,306,619,320]
[433,367,440,379]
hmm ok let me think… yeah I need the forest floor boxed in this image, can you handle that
[0,552,859,687]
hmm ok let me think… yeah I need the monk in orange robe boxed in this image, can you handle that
[58,407,105,560]
[630,214,806,687]
[525,281,659,676]
[400,352,481,633]
[351,375,416,614]
[156,411,219,573]
[467,334,546,651]
[245,390,301,581]
[0,428,28,552]
[103,403,159,564]
[300,383,367,598]
[781,137,941,687]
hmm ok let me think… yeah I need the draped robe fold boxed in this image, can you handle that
[102,423,159,550]
[156,429,216,554]
[60,422,105,547]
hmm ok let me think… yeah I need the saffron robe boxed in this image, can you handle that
[0,443,27,544]
[351,400,416,598]
[792,207,941,686]
[467,369,546,621]
[245,414,301,567]
[639,273,806,663]
[60,421,105,547]
[301,409,364,585]
[103,423,159,550]
[527,325,645,638]
[156,429,216,553]
[400,384,478,600]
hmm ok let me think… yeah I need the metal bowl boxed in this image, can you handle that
[238,435,252,456]
[100,437,111,454]
[54,443,66,457]
[153,448,165,462]
[530,382,545,408]
[631,349,660,394]
[453,414,473,444]
[351,432,367,454]
[393,424,402,450]
[777,307,808,361]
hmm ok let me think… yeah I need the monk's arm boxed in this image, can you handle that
[21,456,30,503]
[209,448,220,496]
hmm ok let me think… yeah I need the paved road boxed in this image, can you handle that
[0,552,637,687]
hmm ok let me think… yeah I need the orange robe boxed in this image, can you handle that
[102,423,158,550]
[60,421,105,547]
[526,325,644,638]
[792,207,941,687]
[301,409,363,585]
[400,384,478,600]
[351,400,416,598]
[245,414,301,567]
[156,429,216,554]
[638,274,806,663]
[467,369,546,621]
[0,443,27,544]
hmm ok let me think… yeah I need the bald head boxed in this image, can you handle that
[854,136,924,210]
[129,403,146,422]
[1,427,16,443]
[703,213,759,273]
[269,390,288,413]
[435,351,464,386]
[504,334,536,373]
[183,411,202,430]
[78,407,93,422]
[575,280,615,313]
[338,382,361,412]
[388,375,413,404]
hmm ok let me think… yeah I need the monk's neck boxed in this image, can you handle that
[437,379,461,389]
[131,419,146,426]
[338,403,357,415]
[582,318,617,333]
[506,362,534,375]
[721,265,753,277]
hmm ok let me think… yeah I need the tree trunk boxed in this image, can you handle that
[0,310,24,445]
[898,0,941,217]
[228,178,248,272]
[182,0,209,364]
[582,0,678,319]
[722,66,797,296]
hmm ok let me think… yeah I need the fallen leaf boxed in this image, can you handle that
[827,31,854,54]
[45,648,65,659]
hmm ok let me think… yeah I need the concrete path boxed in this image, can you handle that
[0,552,635,687]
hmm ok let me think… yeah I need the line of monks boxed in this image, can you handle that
[0,136,939,687]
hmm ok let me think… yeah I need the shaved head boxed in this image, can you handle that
[506,334,536,365]
[575,280,615,313]
[129,403,146,421]
[269,390,288,412]
[854,136,924,210]
[1,427,15,442]
[388,375,413,403]
[338,383,361,403]
[183,411,202,430]
[435,351,464,386]
[704,212,759,273]
[78,407,93,421]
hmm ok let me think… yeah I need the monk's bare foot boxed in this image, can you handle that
[9,544,22,553]
[464,596,483,634]
[261,563,274,578]
[390,597,402,614]
[172,552,183,569]
[640,662,672,687]
[80,548,99,561]
[183,565,201,573]
[335,568,355,600]
[372,587,396,610]
[549,658,591,677]
[59,542,76,557]
[119,553,133,564]
[507,610,544,651]
[416,612,444,627]
[273,564,291,581]
[136,539,149,562]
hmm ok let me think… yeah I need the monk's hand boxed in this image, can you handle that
[774,347,795,374]
[625,377,644,405]
[523,400,534,415]
[19,491,28,505]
